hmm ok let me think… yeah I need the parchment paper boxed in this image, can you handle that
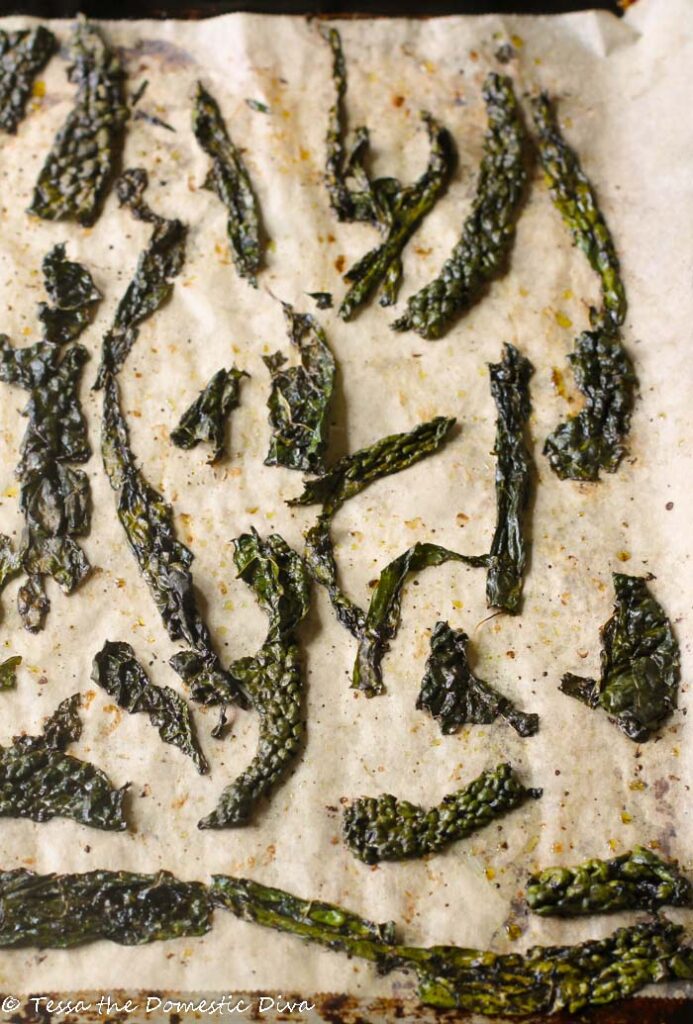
[0,0,690,1004]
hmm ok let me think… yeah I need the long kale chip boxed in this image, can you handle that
[527,846,691,917]
[323,27,454,320]
[0,244,101,632]
[212,875,693,1015]
[0,692,127,830]
[198,530,310,828]
[101,374,243,710]
[263,304,335,474]
[92,640,208,775]
[0,26,55,134]
[95,167,187,387]
[532,92,636,481]
[171,366,248,463]
[418,621,537,737]
[392,73,527,340]
[193,82,263,285]
[342,762,540,864]
[486,343,533,613]
[560,573,679,742]
[0,869,210,947]
[353,542,485,698]
[28,18,127,226]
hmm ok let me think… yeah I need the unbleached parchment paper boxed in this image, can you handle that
[0,0,690,1010]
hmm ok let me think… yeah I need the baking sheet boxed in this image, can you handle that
[0,0,690,1008]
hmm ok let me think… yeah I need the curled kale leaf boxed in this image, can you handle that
[171,367,248,463]
[392,73,527,339]
[0,868,211,947]
[418,621,537,737]
[28,18,127,226]
[323,27,454,319]
[263,304,335,474]
[193,82,263,285]
[527,846,691,917]
[560,573,679,742]
[342,762,540,864]
[0,692,127,830]
[92,640,208,775]
[0,26,55,134]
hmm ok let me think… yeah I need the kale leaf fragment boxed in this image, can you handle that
[171,366,248,463]
[0,26,55,134]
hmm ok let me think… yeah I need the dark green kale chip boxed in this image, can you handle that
[193,82,263,286]
[527,846,691,917]
[28,18,127,226]
[133,109,175,133]
[303,515,366,637]
[307,291,333,309]
[417,621,537,737]
[92,640,208,775]
[485,343,533,613]
[95,167,187,388]
[560,573,679,742]
[0,26,55,134]
[353,542,485,698]
[263,304,335,474]
[0,246,100,632]
[199,530,310,829]
[342,762,540,864]
[323,27,454,320]
[0,868,210,948]
[0,656,21,690]
[392,73,527,339]
[0,692,127,830]
[101,373,244,710]
[531,92,636,481]
[212,875,693,1015]
[171,367,248,463]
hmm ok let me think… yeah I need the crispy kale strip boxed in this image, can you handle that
[101,374,243,710]
[392,73,526,340]
[527,846,691,917]
[343,762,540,864]
[212,875,693,1015]
[0,26,55,134]
[199,530,310,829]
[28,19,127,226]
[193,82,263,286]
[95,167,187,387]
[532,92,636,481]
[0,656,21,690]
[0,245,101,632]
[486,343,533,613]
[418,621,537,737]
[560,573,679,742]
[92,640,208,775]
[294,416,457,636]
[171,367,248,463]
[263,304,336,474]
[353,542,486,698]
[0,869,210,948]
[0,692,127,830]
[323,27,454,319]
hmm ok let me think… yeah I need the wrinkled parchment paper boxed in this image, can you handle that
[0,0,690,1008]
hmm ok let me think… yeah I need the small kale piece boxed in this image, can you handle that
[92,640,208,775]
[28,18,127,226]
[392,73,527,339]
[0,693,127,830]
[263,304,335,474]
[193,82,263,285]
[0,656,21,690]
[486,343,533,613]
[38,243,102,344]
[0,869,211,947]
[418,621,537,737]
[560,573,679,742]
[0,26,55,134]
[307,291,333,310]
[527,846,691,917]
[342,763,540,864]
[171,367,248,463]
